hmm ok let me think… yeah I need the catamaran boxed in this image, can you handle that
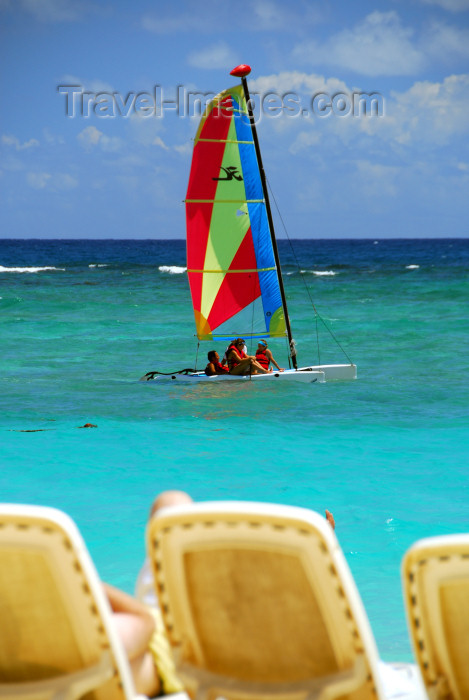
[141,65,356,384]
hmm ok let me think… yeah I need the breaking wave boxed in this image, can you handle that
[0,266,65,273]
[299,269,337,276]
[158,265,187,274]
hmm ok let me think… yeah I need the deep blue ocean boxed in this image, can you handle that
[1,238,468,662]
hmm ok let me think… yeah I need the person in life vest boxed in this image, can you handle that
[255,339,284,372]
[205,350,229,376]
[226,338,271,375]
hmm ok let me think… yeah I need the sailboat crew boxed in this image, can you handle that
[226,338,271,375]
[255,340,284,372]
[205,351,229,376]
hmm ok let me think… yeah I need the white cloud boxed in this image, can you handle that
[250,0,323,31]
[19,0,84,22]
[26,171,78,191]
[420,0,469,10]
[42,128,65,145]
[55,173,78,190]
[355,160,400,198]
[246,71,354,139]
[1,156,23,172]
[174,142,192,156]
[77,126,102,147]
[27,172,51,189]
[423,21,469,61]
[77,126,122,152]
[289,130,321,155]
[114,154,147,170]
[2,134,39,150]
[390,74,469,146]
[141,0,322,35]
[99,134,122,152]
[152,137,169,150]
[250,71,349,98]
[59,74,115,94]
[246,68,469,160]
[351,73,469,152]
[247,70,372,145]
[127,112,165,147]
[293,11,425,76]
[188,42,237,70]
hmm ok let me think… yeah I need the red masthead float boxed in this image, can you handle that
[230,64,251,78]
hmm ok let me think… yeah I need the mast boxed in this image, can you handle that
[230,65,297,369]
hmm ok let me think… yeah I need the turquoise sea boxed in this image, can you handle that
[1,237,468,663]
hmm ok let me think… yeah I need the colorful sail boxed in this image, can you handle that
[186,83,286,341]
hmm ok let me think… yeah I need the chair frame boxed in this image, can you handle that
[402,533,469,700]
[0,504,135,700]
[147,501,385,700]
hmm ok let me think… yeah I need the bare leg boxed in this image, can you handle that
[129,654,161,697]
[251,359,272,374]
[229,358,254,375]
[230,358,271,375]
[104,583,161,696]
[325,510,335,530]
[150,490,193,517]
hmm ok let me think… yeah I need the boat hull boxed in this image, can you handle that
[141,364,357,384]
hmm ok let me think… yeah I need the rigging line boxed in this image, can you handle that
[315,313,321,366]
[249,272,258,380]
[250,285,256,357]
[284,333,291,369]
[250,218,263,361]
[266,177,354,365]
[195,340,200,371]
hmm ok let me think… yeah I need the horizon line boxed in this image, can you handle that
[1,236,468,242]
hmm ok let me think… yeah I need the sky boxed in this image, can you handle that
[0,0,468,239]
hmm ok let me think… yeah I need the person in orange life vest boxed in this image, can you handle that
[226,338,271,375]
[255,339,284,372]
[205,350,229,376]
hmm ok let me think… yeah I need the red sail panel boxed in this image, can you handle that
[186,203,212,313]
[186,95,234,201]
[186,95,234,322]
[206,228,261,331]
